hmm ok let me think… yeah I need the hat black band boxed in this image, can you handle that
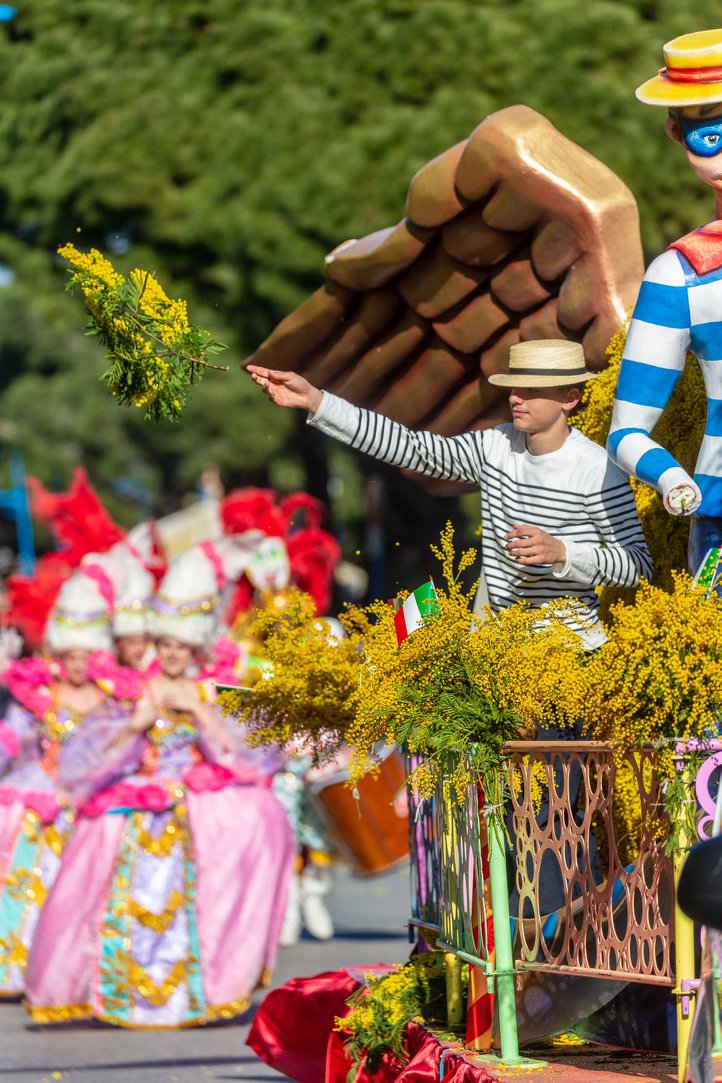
[509,365,588,376]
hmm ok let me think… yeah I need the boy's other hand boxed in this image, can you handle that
[505,524,566,565]
[246,365,323,414]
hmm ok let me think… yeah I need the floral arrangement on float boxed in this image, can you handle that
[219,588,361,758]
[340,525,586,809]
[221,521,722,858]
[584,573,722,855]
[334,952,467,1078]
[220,524,587,822]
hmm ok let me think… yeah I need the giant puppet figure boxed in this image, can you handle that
[609,29,722,572]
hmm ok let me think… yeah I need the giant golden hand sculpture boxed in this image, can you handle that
[245,105,643,437]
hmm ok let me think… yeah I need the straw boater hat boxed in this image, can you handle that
[636,29,722,109]
[487,339,595,388]
[44,571,113,654]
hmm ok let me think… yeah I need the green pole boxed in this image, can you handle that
[444,951,464,1029]
[466,772,544,1073]
[485,811,520,1062]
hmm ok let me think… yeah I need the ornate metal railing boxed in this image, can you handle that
[407,741,720,1074]
[408,763,488,967]
[408,783,441,937]
[507,741,675,986]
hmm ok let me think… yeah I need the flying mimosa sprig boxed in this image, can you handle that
[58,244,229,422]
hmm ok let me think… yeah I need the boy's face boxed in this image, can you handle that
[508,385,580,435]
[667,105,722,193]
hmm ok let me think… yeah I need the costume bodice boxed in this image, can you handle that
[2,699,120,794]
[139,709,203,778]
[39,706,85,777]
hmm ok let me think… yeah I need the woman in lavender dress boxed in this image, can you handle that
[26,544,294,1027]
[0,572,121,996]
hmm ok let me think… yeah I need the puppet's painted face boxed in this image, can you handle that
[679,115,722,158]
[669,107,722,191]
[246,537,291,593]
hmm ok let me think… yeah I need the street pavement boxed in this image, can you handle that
[0,864,411,1083]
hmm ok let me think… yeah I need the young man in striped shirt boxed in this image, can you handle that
[248,338,651,648]
[609,29,722,573]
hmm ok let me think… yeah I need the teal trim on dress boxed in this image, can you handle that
[96,807,207,1026]
[97,812,134,1025]
[0,815,41,989]
[179,804,206,1021]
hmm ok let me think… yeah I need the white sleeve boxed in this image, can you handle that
[308,392,486,484]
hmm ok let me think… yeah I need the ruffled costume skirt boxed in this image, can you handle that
[25,776,294,1027]
[0,778,73,996]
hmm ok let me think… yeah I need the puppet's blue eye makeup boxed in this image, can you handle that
[680,117,722,157]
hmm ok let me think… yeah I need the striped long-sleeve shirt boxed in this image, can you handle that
[309,393,652,648]
[608,246,722,514]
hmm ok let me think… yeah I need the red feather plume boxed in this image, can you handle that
[286,529,341,615]
[280,492,325,532]
[5,467,126,650]
[222,487,340,620]
[28,467,125,565]
[4,560,67,652]
[221,488,285,538]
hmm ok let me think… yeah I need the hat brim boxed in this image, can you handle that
[487,371,596,388]
[636,74,722,108]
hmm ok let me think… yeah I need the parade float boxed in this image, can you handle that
[226,533,722,1083]
[237,36,722,1082]
[52,26,722,1083]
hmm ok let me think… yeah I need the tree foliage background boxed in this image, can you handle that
[0,0,716,589]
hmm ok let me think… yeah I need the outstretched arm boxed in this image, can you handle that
[247,365,324,414]
[607,250,698,516]
[246,365,487,485]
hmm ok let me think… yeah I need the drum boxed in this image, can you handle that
[308,746,409,877]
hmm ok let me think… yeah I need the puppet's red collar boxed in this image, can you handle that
[670,220,722,275]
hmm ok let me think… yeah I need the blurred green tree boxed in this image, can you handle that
[0,0,715,585]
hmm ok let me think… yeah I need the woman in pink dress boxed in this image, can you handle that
[26,544,294,1027]
[0,572,122,996]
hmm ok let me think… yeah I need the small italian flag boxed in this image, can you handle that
[393,579,439,647]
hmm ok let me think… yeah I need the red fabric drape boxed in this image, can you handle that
[247,970,359,1083]
[248,971,497,1083]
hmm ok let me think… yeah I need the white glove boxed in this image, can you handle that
[663,482,702,517]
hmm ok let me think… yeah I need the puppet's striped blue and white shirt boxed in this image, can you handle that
[609,248,722,515]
